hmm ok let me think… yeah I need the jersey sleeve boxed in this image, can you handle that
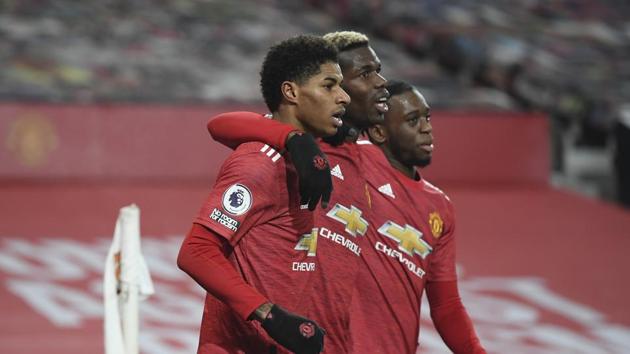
[177,223,268,320]
[426,280,486,353]
[194,148,280,247]
[208,111,299,150]
[427,199,458,282]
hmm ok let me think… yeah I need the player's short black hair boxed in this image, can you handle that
[385,80,415,97]
[260,34,339,112]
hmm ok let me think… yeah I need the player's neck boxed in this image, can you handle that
[343,121,360,143]
[271,108,306,134]
[382,149,416,180]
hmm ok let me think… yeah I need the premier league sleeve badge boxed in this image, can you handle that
[221,184,253,216]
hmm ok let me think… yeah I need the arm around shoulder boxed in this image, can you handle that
[208,111,298,150]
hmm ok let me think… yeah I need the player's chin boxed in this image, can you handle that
[416,156,432,168]
[322,125,339,137]
[312,124,338,138]
[367,110,385,125]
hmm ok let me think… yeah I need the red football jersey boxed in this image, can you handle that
[194,141,316,353]
[349,140,457,354]
[304,140,373,353]
[193,140,371,354]
[201,112,478,353]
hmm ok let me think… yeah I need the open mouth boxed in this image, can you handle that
[375,95,389,114]
[419,143,434,153]
[332,109,345,127]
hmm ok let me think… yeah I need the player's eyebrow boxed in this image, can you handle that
[323,76,342,84]
[406,108,430,118]
[359,59,381,72]
[357,63,376,72]
[405,110,419,118]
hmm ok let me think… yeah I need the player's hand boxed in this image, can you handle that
[261,304,325,354]
[322,120,358,146]
[286,132,332,211]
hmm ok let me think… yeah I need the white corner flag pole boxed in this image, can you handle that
[104,204,155,354]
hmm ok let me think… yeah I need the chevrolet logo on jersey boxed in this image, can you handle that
[294,228,318,256]
[377,221,433,259]
[326,204,368,237]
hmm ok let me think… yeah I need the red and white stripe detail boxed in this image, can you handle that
[260,144,282,163]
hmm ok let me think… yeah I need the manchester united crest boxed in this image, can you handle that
[428,212,443,238]
[6,113,58,168]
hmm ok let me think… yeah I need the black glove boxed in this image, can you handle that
[321,121,358,146]
[286,132,332,211]
[262,304,325,354]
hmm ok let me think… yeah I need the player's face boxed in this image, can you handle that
[295,62,350,137]
[338,46,389,129]
[383,89,433,167]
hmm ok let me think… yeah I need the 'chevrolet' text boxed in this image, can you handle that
[375,241,426,278]
[319,227,361,256]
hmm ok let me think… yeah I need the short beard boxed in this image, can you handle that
[416,156,432,168]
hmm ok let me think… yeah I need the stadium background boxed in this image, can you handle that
[1,1,630,353]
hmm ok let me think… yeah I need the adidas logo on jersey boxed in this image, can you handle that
[378,183,395,199]
[331,164,344,180]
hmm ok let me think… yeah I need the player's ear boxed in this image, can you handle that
[281,81,299,105]
[367,124,387,145]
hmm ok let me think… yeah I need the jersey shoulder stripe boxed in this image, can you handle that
[259,144,284,163]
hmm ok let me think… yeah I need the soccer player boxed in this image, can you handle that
[205,34,485,353]
[206,79,485,353]
[205,31,388,353]
[177,35,349,354]
[353,80,486,353]
[207,31,389,211]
